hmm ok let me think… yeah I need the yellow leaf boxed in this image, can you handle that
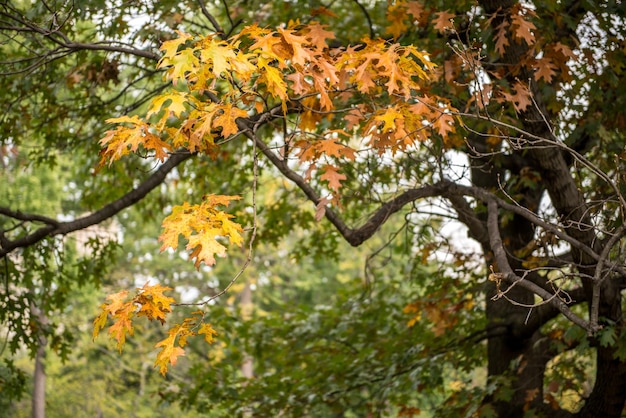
[198,36,237,77]
[154,332,185,376]
[198,323,218,344]
[159,30,193,61]
[135,282,176,324]
[106,300,136,352]
[212,211,245,246]
[374,106,404,131]
[158,204,193,250]
[162,49,199,85]
[108,309,134,352]
[257,56,288,104]
[92,307,109,340]
[187,232,228,268]
[386,4,409,39]
[92,290,130,343]
[148,92,192,121]
[159,196,243,269]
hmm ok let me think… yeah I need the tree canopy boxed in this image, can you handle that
[2,0,626,417]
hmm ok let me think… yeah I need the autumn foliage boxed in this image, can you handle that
[93,0,579,376]
[0,0,596,414]
[93,282,216,375]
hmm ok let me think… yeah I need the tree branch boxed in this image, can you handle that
[486,200,593,333]
[197,0,225,37]
[0,153,192,258]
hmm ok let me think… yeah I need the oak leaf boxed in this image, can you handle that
[135,283,176,325]
[159,30,193,60]
[433,11,455,33]
[198,323,218,344]
[99,116,172,165]
[303,22,335,50]
[500,81,532,112]
[320,165,346,192]
[154,330,186,376]
[533,57,558,83]
[198,36,237,77]
[494,20,510,56]
[147,92,192,125]
[159,195,243,269]
[511,6,537,46]
[213,103,248,138]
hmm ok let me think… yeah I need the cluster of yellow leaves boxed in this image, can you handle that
[93,282,175,346]
[158,195,243,269]
[153,312,217,375]
[93,282,217,375]
[99,115,172,164]
[99,18,458,195]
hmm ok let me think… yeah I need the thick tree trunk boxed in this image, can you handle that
[474,0,626,416]
[468,130,548,416]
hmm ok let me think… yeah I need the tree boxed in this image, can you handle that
[2,0,626,417]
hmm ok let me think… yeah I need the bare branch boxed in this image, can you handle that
[486,200,593,333]
[590,223,626,329]
[0,209,59,226]
[197,0,225,37]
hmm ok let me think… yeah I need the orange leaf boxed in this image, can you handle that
[303,22,335,50]
[310,6,338,18]
[494,20,509,56]
[499,81,532,112]
[314,197,330,221]
[277,27,313,66]
[320,165,346,192]
[511,6,537,46]
[533,57,558,83]
[432,112,457,141]
[99,117,172,165]
[432,11,455,33]
[214,103,248,138]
